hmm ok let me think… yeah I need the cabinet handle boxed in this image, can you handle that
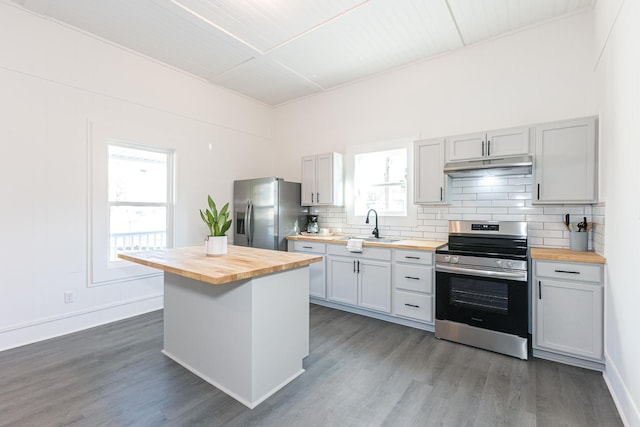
[440,187,443,201]
[353,260,356,273]
[317,192,319,203]
[537,183,540,200]
[404,276,420,280]
[482,140,485,156]
[538,281,541,300]
[302,246,313,249]
[554,269,580,274]
[405,256,420,260]
[487,140,491,156]
[311,193,314,203]
[404,303,420,308]
[357,260,360,273]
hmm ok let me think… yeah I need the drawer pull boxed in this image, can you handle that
[405,256,420,260]
[302,246,313,249]
[404,303,420,308]
[404,276,420,280]
[554,269,580,274]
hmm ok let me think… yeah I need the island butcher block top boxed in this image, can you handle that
[119,245,322,285]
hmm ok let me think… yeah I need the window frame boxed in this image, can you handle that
[345,138,417,229]
[107,141,174,264]
[89,120,175,287]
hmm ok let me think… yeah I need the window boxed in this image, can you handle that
[353,148,407,216]
[108,143,173,262]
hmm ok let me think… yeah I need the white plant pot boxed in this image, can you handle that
[205,235,227,256]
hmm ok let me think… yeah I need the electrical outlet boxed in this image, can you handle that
[64,291,74,304]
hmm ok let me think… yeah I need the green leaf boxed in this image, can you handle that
[220,219,232,236]
[200,195,233,236]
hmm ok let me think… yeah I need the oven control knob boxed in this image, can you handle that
[443,255,451,263]
[451,256,460,264]
[495,260,502,267]
[506,261,514,268]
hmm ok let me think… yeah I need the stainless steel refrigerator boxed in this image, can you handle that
[233,178,307,251]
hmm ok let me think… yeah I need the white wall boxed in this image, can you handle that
[595,0,640,425]
[274,10,596,180]
[0,3,276,351]
[275,10,600,250]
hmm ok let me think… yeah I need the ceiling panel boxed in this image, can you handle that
[18,0,255,80]
[271,0,463,89]
[170,0,368,52]
[12,0,594,105]
[447,0,593,45]
[212,58,322,105]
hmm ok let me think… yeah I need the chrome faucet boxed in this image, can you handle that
[365,209,379,239]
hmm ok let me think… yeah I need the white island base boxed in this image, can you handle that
[162,268,309,409]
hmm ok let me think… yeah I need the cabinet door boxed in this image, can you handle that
[447,132,485,161]
[487,127,530,157]
[414,139,446,204]
[308,257,326,299]
[535,279,603,360]
[315,153,334,205]
[358,260,391,313]
[301,155,316,205]
[327,256,357,305]
[534,118,597,203]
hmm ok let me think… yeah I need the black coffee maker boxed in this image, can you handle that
[306,215,319,233]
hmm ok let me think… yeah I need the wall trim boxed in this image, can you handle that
[604,350,639,427]
[0,294,163,352]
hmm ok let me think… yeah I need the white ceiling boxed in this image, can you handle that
[13,0,593,106]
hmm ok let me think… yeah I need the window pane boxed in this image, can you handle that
[109,205,167,261]
[108,145,167,203]
[354,148,407,216]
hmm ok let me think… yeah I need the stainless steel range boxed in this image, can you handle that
[435,220,529,359]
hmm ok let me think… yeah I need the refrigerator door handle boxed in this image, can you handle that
[246,202,252,245]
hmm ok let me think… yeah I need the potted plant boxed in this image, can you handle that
[200,195,232,256]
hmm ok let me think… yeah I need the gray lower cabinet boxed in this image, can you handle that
[291,240,437,330]
[289,240,326,299]
[327,245,392,313]
[393,249,434,324]
[532,260,604,367]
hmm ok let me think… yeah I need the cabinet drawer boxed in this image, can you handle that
[293,241,326,254]
[327,244,392,261]
[395,250,433,265]
[535,261,602,283]
[394,264,433,293]
[394,290,433,323]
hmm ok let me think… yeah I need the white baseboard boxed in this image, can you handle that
[0,294,163,352]
[604,350,640,427]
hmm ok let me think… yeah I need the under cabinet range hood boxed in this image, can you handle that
[443,155,533,178]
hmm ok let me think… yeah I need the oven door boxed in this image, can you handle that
[436,267,527,338]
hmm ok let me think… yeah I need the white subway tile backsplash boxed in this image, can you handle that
[462,200,492,207]
[479,192,508,200]
[313,175,604,253]
[492,214,526,221]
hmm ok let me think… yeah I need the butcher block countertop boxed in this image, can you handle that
[530,247,606,264]
[118,245,322,285]
[287,234,446,251]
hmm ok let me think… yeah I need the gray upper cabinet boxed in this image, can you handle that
[414,138,446,204]
[447,127,530,162]
[301,152,343,206]
[533,117,597,204]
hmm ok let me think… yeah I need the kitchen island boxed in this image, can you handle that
[119,245,322,409]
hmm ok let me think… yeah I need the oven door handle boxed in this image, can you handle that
[436,264,527,281]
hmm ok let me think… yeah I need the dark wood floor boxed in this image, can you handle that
[0,305,622,427]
